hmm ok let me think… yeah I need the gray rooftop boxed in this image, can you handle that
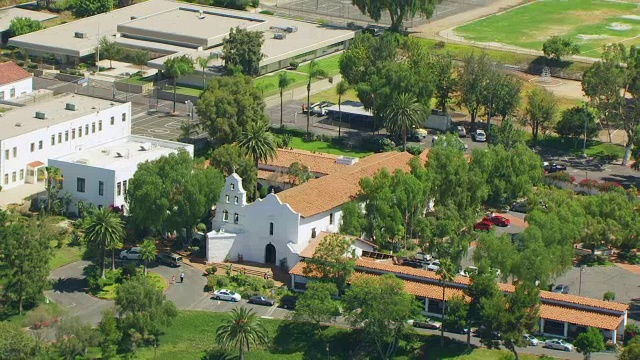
[53,135,193,171]
[0,7,57,32]
[326,102,372,117]
[0,94,127,140]
[8,0,354,66]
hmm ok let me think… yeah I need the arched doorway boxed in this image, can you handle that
[265,243,276,264]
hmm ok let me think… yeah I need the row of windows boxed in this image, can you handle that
[75,178,126,196]
[4,113,128,158]
[225,194,239,204]
[0,88,16,99]
[3,170,24,185]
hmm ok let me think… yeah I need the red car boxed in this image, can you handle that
[473,220,494,231]
[483,215,510,227]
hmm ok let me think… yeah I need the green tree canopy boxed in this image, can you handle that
[303,234,356,291]
[126,150,224,242]
[210,144,257,200]
[556,105,599,142]
[521,87,558,144]
[488,118,527,150]
[222,27,264,76]
[56,316,99,360]
[96,36,123,69]
[383,92,425,151]
[163,55,195,113]
[542,36,580,60]
[458,52,493,123]
[0,321,37,359]
[432,53,457,113]
[351,0,436,32]
[70,0,113,18]
[343,274,416,360]
[98,309,122,360]
[84,207,124,277]
[216,307,269,360]
[197,74,269,146]
[292,282,341,326]
[339,201,366,237]
[574,327,606,360]
[8,17,43,37]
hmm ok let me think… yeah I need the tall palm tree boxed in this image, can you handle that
[163,55,195,113]
[335,80,349,138]
[278,72,294,127]
[305,60,328,136]
[196,56,210,90]
[237,121,278,200]
[436,259,456,347]
[216,307,269,360]
[384,93,425,151]
[84,208,124,278]
[44,166,63,214]
[140,239,157,275]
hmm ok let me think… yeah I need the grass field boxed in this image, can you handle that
[455,0,640,56]
[289,136,372,158]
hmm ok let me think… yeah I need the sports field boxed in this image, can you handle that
[455,0,640,56]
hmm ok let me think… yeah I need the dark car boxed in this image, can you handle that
[413,320,442,330]
[279,295,298,309]
[401,258,424,268]
[444,325,470,334]
[543,162,567,174]
[510,201,528,213]
[156,252,183,267]
[248,296,276,306]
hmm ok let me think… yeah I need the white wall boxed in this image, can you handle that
[48,159,116,212]
[297,207,342,243]
[0,77,32,101]
[206,232,237,263]
[0,102,131,190]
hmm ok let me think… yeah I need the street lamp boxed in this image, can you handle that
[578,265,586,296]
[582,102,588,158]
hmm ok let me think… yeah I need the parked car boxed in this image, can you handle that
[248,296,276,306]
[426,260,440,272]
[510,201,528,213]
[472,129,486,142]
[156,252,182,267]
[401,258,425,269]
[119,247,142,260]
[444,325,470,334]
[543,162,567,174]
[408,128,429,142]
[544,339,573,351]
[523,334,539,346]
[473,220,494,231]
[457,125,467,138]
[414,252,433,262]
[212,289,241,302]
[303,102,321,114]
[552,284,570,294]
[280,295,299,309]
[413,319,442,330]
[482,215,510,227]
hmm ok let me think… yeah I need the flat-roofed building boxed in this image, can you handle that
[0,93,131,191]
[49,135,193,213]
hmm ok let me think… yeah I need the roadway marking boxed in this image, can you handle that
[148,128,170,134]
[261,316,274,319]
[265,304,277,317]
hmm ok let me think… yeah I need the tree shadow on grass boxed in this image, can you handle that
[271,321,363,360]
[419,335,477,360]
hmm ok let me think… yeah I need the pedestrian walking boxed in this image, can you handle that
[301,103,305,113]
[180,271,185,283]
[171,275,176,284]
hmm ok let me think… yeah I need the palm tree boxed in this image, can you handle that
[278,72,294,127]
[84,208,124,278]
[163,55,195,113]
[436,259,456,347]
[237,121,278,200]
[216,307,269,360]
[44,166,63,214]
[305,60,328,136]
[196,56,210,90]
[140,239,157,275]
[335,80,350,137]
[384,93,425,151]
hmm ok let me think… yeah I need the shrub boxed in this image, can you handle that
[264,279,275,289]
[625,324,640,345]
[250,0,259,7]
[216,276,230,288]
[597,181,623,192]
[205,276,217,292]
[405,144,424,156]
[196,223,207,233]
[545,172,575,183]
[578,178,599,188]
[433,41,446,50]
[578,254,610,267]
[259,10,274,15]
[206,266,218,275]
[359,136,396,153]
[289,61,300,69]
[603,291,616,301]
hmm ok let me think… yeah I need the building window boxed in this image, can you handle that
[117,182,122,196]
[98,181,104,196]
[78,127,82,138]
[12,147,16,158]
[234,213,239,224]
[311,227,317,238]
[269,222,274,236]
[0,91,4,99]
[4,149,8,160]
[329,213,334,225]
[11,172,16,182]
[65,130,69,142]
[51,134,55,145]
[91,122,96,133]
[19,170,24,180]
[98,120,103,131]
[122,113,126,122]
[234,196,238,204]
[230,183,235,190]
[76,177,86,193]
[10,88,15,98]
[3,174,7,185]
[225,195,229,203]
[122,180,127,194]
[30,143,35,152]
[58,132,62,143]
[85,124,89,135]
[223,210,229,222]
[110,116,115,125]
[72,129,76,139]
[38,141,43,150]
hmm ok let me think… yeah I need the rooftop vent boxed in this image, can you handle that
[74,32,87,39]
[274,33,286,40]
[115,152,123,158]
[101,148,111,155]
[35,111,46,119]
[75,159,89,165]
[15,122,22,127]
[65,103,77,111]
[336,156,358,165]
[130,16,138,20]
[139,142,152,151]
[286,26,298,33]
[198,10,205,19]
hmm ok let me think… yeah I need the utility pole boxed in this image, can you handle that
[582,102,588,158]
[579,265,586,296]
[96,24,100,73]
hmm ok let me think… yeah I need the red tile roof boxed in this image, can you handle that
[260,148,346,175]
[276,152,415,218]
[299,232,376,259]
[539,304,624,330]
[0,62,31,85]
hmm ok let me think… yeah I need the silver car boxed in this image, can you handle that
[523,334,539,346]
[119,247,142,260]
[544,339,573,351]
[212,289,241,302]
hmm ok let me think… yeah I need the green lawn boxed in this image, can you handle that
[532,135,625,160]
[49,245,84,270]
[254,71,308,97]
[298,53,342,77]
[164,85,203,97]
[455,0,640,56]
[289,136,372,158]
[122,75,154,85]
